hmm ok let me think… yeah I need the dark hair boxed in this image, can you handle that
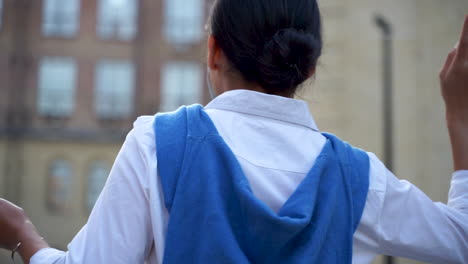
[209,0,322,95]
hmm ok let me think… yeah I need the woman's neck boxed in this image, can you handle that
[219,73,294,98]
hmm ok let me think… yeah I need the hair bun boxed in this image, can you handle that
[256,28,321,93]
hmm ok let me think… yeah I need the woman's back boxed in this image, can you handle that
[23,89,468,263]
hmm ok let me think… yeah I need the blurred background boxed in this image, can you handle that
[0,0,466,263]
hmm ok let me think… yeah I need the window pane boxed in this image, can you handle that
[42,0,80,37]
[164,0,204,45]
[97,0,138,41]
[95,60,135,119]
[86,161,109,211]
[38,57,77,117]
[47,160,73,213]
[161,62,202,112]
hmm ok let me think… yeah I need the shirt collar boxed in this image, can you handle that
[204,89,319,131]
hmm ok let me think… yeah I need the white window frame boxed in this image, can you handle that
[97,0,139,41]
[161,61,203,112]
[95,59,136,119]
[42,0,80,37]
[164,0,205,46]
[37,57,77,118]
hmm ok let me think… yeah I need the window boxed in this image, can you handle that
[95,60,135,119]
[42,0,80,37]
[164,0,204,45]
[0,0,3,29]
[38,57,77,117]
[97,0,138,40]
[86,161,110,211]
[161,62,202,112]
[47,160,73,213]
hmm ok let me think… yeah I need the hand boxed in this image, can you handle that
[0,199,28,251]
[0,199,48,264]
[440,15,468,171]
[440,15,468,122]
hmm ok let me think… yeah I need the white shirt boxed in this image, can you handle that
[31,90,468,264]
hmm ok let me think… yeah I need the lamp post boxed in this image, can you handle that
[374,14,395,264]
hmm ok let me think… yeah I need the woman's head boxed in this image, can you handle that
[207,0,322,97]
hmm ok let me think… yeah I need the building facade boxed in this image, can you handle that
[1,0,467,263]
[0,0,211,260]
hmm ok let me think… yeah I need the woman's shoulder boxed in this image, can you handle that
[126,115,157,150]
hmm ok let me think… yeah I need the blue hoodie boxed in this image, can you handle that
[155,105,369,263]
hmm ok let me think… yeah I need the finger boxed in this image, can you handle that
[455,15,468,61]
[441,48,457,78]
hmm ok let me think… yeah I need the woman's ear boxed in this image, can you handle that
[208,35,221,70]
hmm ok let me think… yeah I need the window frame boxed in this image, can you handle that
[46,159,73,214]
[94,59,136,120]
[163,0,205,46]
[37,57,78,118]
[96,0,139,41]
[41,0,81,38]
[0,0,4,30]
[160,61,203,112]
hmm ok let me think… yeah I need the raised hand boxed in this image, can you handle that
[440,15,468,171]
[440,15,468,121]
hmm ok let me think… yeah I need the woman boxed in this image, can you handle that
[1,0,468,263]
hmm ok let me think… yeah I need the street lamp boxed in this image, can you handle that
[374,14,395,264]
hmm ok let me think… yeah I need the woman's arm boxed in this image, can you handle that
[441,15,468,171]
[362,163,468,263]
